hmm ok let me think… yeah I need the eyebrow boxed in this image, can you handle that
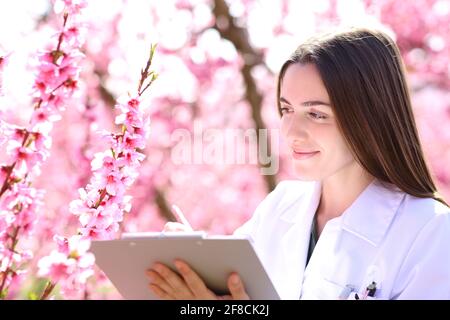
[279,96,331,107]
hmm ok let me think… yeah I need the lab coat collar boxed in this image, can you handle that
[279,179,406,246]
[341,179,406,246]
[279,180,320,299]
[276,178,406,299]
[278,180,322,224]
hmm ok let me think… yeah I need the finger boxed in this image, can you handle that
[163,222,189,232]
[175,260,215,299]
[146,269,173,295]
[217,294,233,300]
[228,273,250,300]
[148,283,174,300]
[153,263,194,299]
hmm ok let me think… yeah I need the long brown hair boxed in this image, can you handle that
[277,27,449,207]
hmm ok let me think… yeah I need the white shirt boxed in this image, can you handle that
[234,179,450,299]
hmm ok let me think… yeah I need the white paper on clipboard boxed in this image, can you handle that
[90,233,280,300]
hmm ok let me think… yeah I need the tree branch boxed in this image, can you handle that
[212,0,277,192]
[153,187,177,222]
[94,68,117,109]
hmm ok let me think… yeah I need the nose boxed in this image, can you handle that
[281,114,309,145]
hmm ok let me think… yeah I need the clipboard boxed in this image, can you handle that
[90,232,280,300]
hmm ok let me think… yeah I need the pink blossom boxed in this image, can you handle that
[31,131,52,151]
[33,81,47,96]
[121,132,146,150]
[37,235,94,285]
[69,189,100,221]
[1,184,44,216]
[69,197,95,216]
[114,96,145,130]
[34,52,63,87]
[127,98,140,109]
[96,131,124,152]
[101,202,124,223]
[58,52,84,78]
[74,94,151,239]
[67,235,91,257]
[54,235,70,256]
[77,203,124,234]
[33,51,83,101]
[115,109,144,131]
[0,166,9,186]
[78,225,113,240]
[1,122,28,143]
[30,107,62,127]
[54,0,88,15]
[62,24,87,47]
[91,152,118,172]
[79,188,100,207]
[121,195,133,213]
[135,116,151,141]
[97,171,126,196]
[116,150,146,167]
[10,249,33,266]
[0,0,87,298]
[0,253,13,273]
[14,207,37,233]
[119,166,139,187]
[37,251,75,283]
[6,141,44,172]
[79,209,113,230]
[0,211,15,234]
[11,128,27,142]
[46,93,67,111]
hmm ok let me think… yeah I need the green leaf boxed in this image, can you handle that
[28,292,39,300]
[0,288,8,299]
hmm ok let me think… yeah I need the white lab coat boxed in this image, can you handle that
[234,179,450,299]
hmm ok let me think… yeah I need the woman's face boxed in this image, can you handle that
[279,63,356,181]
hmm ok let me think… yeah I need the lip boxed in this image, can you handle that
[292,150,319,160]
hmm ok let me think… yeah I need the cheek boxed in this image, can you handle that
[290,126,354,179]
[320,127,349,156]
[320,132,355,172]
[280,116,290,138]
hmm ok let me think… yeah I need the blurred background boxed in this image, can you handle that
[0,0,449,299]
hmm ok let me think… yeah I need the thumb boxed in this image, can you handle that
[228,273,250,300]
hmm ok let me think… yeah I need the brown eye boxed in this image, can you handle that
[308,111,327,120]
[280,107,291,115]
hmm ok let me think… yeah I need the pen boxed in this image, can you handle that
[366,281,377,297]
[171,204,193,231]
[361,281,377,299]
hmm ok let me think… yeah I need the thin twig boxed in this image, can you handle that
[40,281,56,300]
[137,44,158,96]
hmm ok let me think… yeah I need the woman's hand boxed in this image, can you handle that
[146,259,250,300]
[163,222,192,232]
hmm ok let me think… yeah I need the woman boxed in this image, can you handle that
[146,27,450,300]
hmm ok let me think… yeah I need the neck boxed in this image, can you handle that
[317,163,375,220]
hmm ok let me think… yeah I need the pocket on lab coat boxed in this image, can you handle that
[301,276,356,300]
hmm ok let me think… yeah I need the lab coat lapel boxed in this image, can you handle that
[300,179,406,299]
[341,179,405,246]
[279,181,322,299]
